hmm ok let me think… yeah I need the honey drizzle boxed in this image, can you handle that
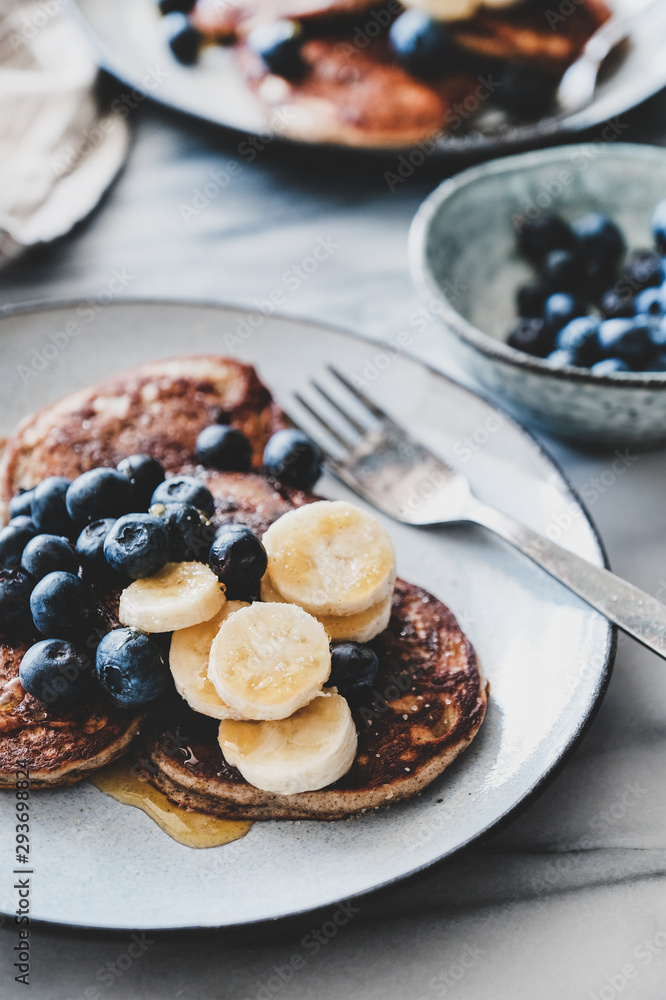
[90,758,252,849]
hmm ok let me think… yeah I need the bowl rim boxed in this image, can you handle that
[409,141,666,389]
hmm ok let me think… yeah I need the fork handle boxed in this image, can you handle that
[466,497,666,660]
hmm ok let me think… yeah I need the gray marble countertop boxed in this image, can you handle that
[2,86,666,1000]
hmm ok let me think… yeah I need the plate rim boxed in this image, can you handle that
[69,0,666,158]
[0,296,616,931]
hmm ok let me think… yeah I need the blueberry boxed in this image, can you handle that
[598,317,653,366]
[0,520,37,568]
[506,317,555,358]
[543,293,586,336]
[622,249,664,293]
[648,351,666,372]
[651,198,666,254]
[599,287,635,319]
[496,65,556,118]
[30,571,100,641]
[164,12,201,64]
[389,11,458,78]
[516,212,575,263]
[76,519,119,581]
[116,454,165,511]
[545,349,577,369]
[572,212,626,285]
[555,316,601,367]
[150,476,215,517]
[19,639,94,707]
[195,425,252,472]
[158,0,195,12]
[209,524,267,597]
[0,568,33,635]
[95,628,168,708]
[590,358,632,376]
[329,642,379,701]
[150,502,216,562]
[9,516,36,532]
[247,19,304,79]
[8,489,35,520]
[516,282,549,318]
[263,429,322,491]
[634,286,665,317]
[541,248,581,294]
[31,477,73,535]
[66,468,134,526]
[21,534,78,582]
[103,514,169,579]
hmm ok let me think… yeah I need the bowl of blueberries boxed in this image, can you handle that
[409,142,666,446]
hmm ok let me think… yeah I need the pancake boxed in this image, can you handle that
[138,578,488,820]
[238,37,480,147]
[191,0,379,39]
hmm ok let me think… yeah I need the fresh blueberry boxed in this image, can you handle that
[21,534,78,582]
[329,642,379,701]
[95,628,168,708]
[496,65,556,118]
[164,12,201,64]
[389,11,458,78]
[507,317,555,358]
[555,316,601,367]
[543,293,586,336]
[209,524,267,597]
[66,468,134,526]
[116,454,165,511]
[76,519,120,581]
[30,571,100,641]
[622,249,664,293]
[195,425,253,472]
[0,568,33,635]
[590,358,632,376]
[572,212,626,285]
[516,282,550,318]
[0,520,37,568]
[263,429,322,491]
[103,514,169,579]
[19,639,94,706]
[515,212,575,263]
[541,248,581,294]
[597,317,653,366]
[158,0,195,12]
[651,198,666,254]
[31,477,73,535]
[247,19,304,79]
[150,476,215,517]
[599,287,635,319]
[634,286,665,317]
[545,349,578,369]
[8,489,35,520]
[9,516,36,532]
[648,351,666,372]
[150,502,216,562]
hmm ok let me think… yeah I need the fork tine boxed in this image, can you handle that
[283,406,345,473]
[310,379,367,436]
[327,365,392,423]
[293,392,354,450]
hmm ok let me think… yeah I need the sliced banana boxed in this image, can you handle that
[260,574,392,642]
[262,500,396,617]
[119,561,225,633]
[169,601,250,719]
[208,602,331,721]
[219,691,357,795]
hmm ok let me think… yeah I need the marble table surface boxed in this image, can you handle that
[2,81,666,1000]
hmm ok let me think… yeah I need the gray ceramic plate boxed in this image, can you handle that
[0,301,613,930]
[71,0,666,155]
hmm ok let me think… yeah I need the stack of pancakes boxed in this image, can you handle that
[189,0,611,146]
[0,356,487,820]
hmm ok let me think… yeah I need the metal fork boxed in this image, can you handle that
[292,366,666,661]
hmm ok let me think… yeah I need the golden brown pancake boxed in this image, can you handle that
[138,578,488,820]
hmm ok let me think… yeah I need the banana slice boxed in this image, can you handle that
[260,574,392,642]
[169,601,250,719]
[262,500,396,617]
[219,691,357,795]
[119,561,225,633]
[208,602,331,721]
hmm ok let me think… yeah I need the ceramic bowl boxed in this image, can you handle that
[409,143,666,447]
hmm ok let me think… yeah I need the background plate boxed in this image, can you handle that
[71,0,666,155]
[0,301,613,930]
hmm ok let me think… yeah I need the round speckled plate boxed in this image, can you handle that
[70,0,666,155]
[0,301,614,930]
